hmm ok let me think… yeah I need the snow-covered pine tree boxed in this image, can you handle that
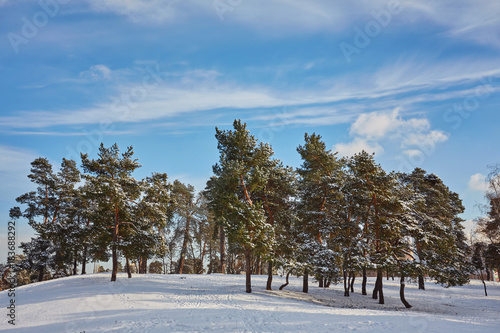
[399,168,471,290]
[296,133,344,293]
[16,157,81,280]
[81,143,142,282]
[210,120,276,293]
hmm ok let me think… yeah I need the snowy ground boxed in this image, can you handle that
[1,273,499,332]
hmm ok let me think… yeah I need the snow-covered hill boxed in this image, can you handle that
[1,273,499,332]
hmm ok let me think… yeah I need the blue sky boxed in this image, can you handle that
[1,0,499,260]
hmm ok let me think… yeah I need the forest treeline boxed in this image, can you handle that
[3,120,500,308]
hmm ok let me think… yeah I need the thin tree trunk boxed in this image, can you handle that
[319,277,324,288]
[126,257,132,278]
[178,215,191,274]
[219,226,226,274]
[350,272,355,293]
[266,261,273,290]
[372,273,379,300]
[111,207,119,282]
[418,275,425,290]
[479,269,488,296]
[362,267,367,295]
[387,270,390,280]
[279,269,292,290]
[245,248,252,293]
[38,267,44,282]
[303,269,309,293]
[140,256,147,274]
[73,257,77,276]
[377,268,384,304]
[81,245,87,275]
[344,270,350,297]
[400,275,412,308]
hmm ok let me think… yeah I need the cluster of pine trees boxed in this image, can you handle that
[7,144,217,286]
[205,120,473,308]
[6,119,497,309]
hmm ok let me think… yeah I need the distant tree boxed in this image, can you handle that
[472,242,488,296]
[149,261,163,274]
[476,164,500,278]
[172,180,198,274]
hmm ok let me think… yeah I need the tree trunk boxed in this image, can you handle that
[255,256,261,275]
[141,256,148,274]
[486,268,491,281]
[400,275,412,308]
[81,245,87,275]
[266,261,273,290]
[319,278,324,288]
[73,257,78,276]
[372,273,379,300]
[387,270,389,280]
[344,270,350,297]
[38,267,44,282]
[111,208,119,282]
[126,257,132,278]
[178,215,191,274]
[362,267,367,295]
[303,269,309,293]
[279,269,292,290]
[377,268,384,304]
[479,269,488,296]
[418,275,425,290]
[350,272,355,293]
[245,248,252,293]
[219,226,226,274]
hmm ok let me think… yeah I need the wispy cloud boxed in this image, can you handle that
[1,55,498,134]
[83,0,500,48]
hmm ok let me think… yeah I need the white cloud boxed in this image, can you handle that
[86,0,184,24]
[79,65,113,82]
[468,173,489,192]
[350,108,399,139]
[402,130,449,148]
[403,149,423,158]
[333,138,384,157]
[333,108,449,158]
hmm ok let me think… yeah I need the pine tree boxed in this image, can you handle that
[399,168,471,290]
[81,143,142,282]
[210,120,276,293]
[172,180,198,274]
[295,133,344,293]
[16,157,81,280]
